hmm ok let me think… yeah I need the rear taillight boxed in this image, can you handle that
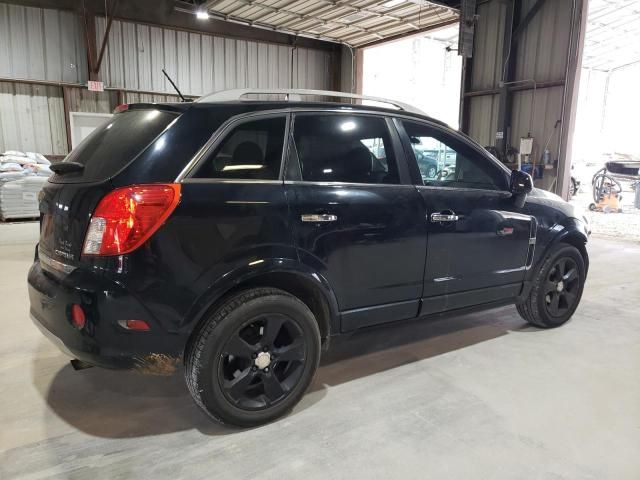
[82,184,181,256]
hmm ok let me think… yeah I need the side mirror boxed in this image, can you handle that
[510,170,533,195]
[510,170,533,208]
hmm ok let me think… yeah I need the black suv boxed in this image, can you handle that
[28,90,589,427]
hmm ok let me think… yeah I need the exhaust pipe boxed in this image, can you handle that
[70,359,94,371]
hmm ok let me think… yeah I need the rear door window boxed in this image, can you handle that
[291,114,400,184]
[193,116,286,180]
[54,109,179,183]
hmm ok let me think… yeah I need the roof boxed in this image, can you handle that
[196,0,459,47]
[155,99,447,126]
[582,0,640,71]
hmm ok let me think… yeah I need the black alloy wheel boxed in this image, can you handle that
[185,287,321,427]
[219,314,306,410]
[543,257,580,318]
[516,243,586,329]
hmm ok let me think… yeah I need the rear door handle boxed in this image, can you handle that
[301,214,337,222]
[430,212,459,223]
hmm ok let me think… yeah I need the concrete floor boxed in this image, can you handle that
[1,222,639,480]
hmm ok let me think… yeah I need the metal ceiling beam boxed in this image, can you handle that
[325,7,452,34]
[356,17,458,48]
[587,0,639,22]
[211,0,453,43]
[324,9,456,43]
[209,0,380,37]
[204,0,456,46]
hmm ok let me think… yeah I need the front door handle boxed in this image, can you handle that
[430,211,459,223]
[301,213,337,222]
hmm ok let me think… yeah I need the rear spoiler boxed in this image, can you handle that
[113,103,191,114]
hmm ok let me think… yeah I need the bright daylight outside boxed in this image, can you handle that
[364,8,640,241]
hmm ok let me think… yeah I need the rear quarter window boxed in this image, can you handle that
[52,109,178,183]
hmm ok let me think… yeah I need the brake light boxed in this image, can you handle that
[114,103,129,113]
[82,184,181,256]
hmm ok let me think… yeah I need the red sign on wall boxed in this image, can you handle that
[88,81,104,92]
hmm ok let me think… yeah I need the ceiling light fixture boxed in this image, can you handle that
[196,9,209,20]
[382,0,405,8]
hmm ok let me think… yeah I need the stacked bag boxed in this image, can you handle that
[0,150,53,220]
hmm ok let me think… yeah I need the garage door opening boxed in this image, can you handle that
[362,25,462,128]
[571,0,640,240]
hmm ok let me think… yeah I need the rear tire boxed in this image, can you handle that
[185,287,321,427]
[517,244,586,328]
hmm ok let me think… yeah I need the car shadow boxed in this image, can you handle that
[34,305,527,438]
[313,304,526,389]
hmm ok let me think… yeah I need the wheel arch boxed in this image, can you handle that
[557,230,589,274]
[535,219,589,277]
[183,262,339,354]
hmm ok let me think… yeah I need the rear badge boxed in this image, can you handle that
[54,249,74,261]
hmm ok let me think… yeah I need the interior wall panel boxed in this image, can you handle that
[96,17,333,97]
[466,0,573,151]
[470,0,507,92]
[0,81,67,155]
[516,0,572,83]
[66,87,117,114]
[468,95,500,148]
[123,92,182,104]
[0,3,86,84]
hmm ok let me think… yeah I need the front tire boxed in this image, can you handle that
[517,244,586,328]
[185,288,321,427]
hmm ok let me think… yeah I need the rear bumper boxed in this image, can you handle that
[28,257,185,373]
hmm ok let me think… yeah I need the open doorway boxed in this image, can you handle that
[362,25,462,128]
[571,0,640,240]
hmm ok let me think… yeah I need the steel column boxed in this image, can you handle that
[557,0,589,200]
[495,0,518,157]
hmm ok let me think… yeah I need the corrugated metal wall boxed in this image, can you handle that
[123,92,183,104]
[95,17,333,96]
[66,87,117,113]
[0,3,86,84]
[340,45,355,93]
[466,0,573,166]
[0,81,67,154]
[0,4,335,155]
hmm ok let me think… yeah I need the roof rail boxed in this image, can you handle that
[197,88,425,115]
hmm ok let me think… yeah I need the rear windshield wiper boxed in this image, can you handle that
[49,162,85,174]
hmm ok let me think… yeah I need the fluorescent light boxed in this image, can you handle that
[196,9,209,20]
[340,121,356,132]
[382,0,404,8]
[323,168,333,174]
[222,164,265,171]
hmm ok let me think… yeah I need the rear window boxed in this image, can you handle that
[53,109,178,183]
